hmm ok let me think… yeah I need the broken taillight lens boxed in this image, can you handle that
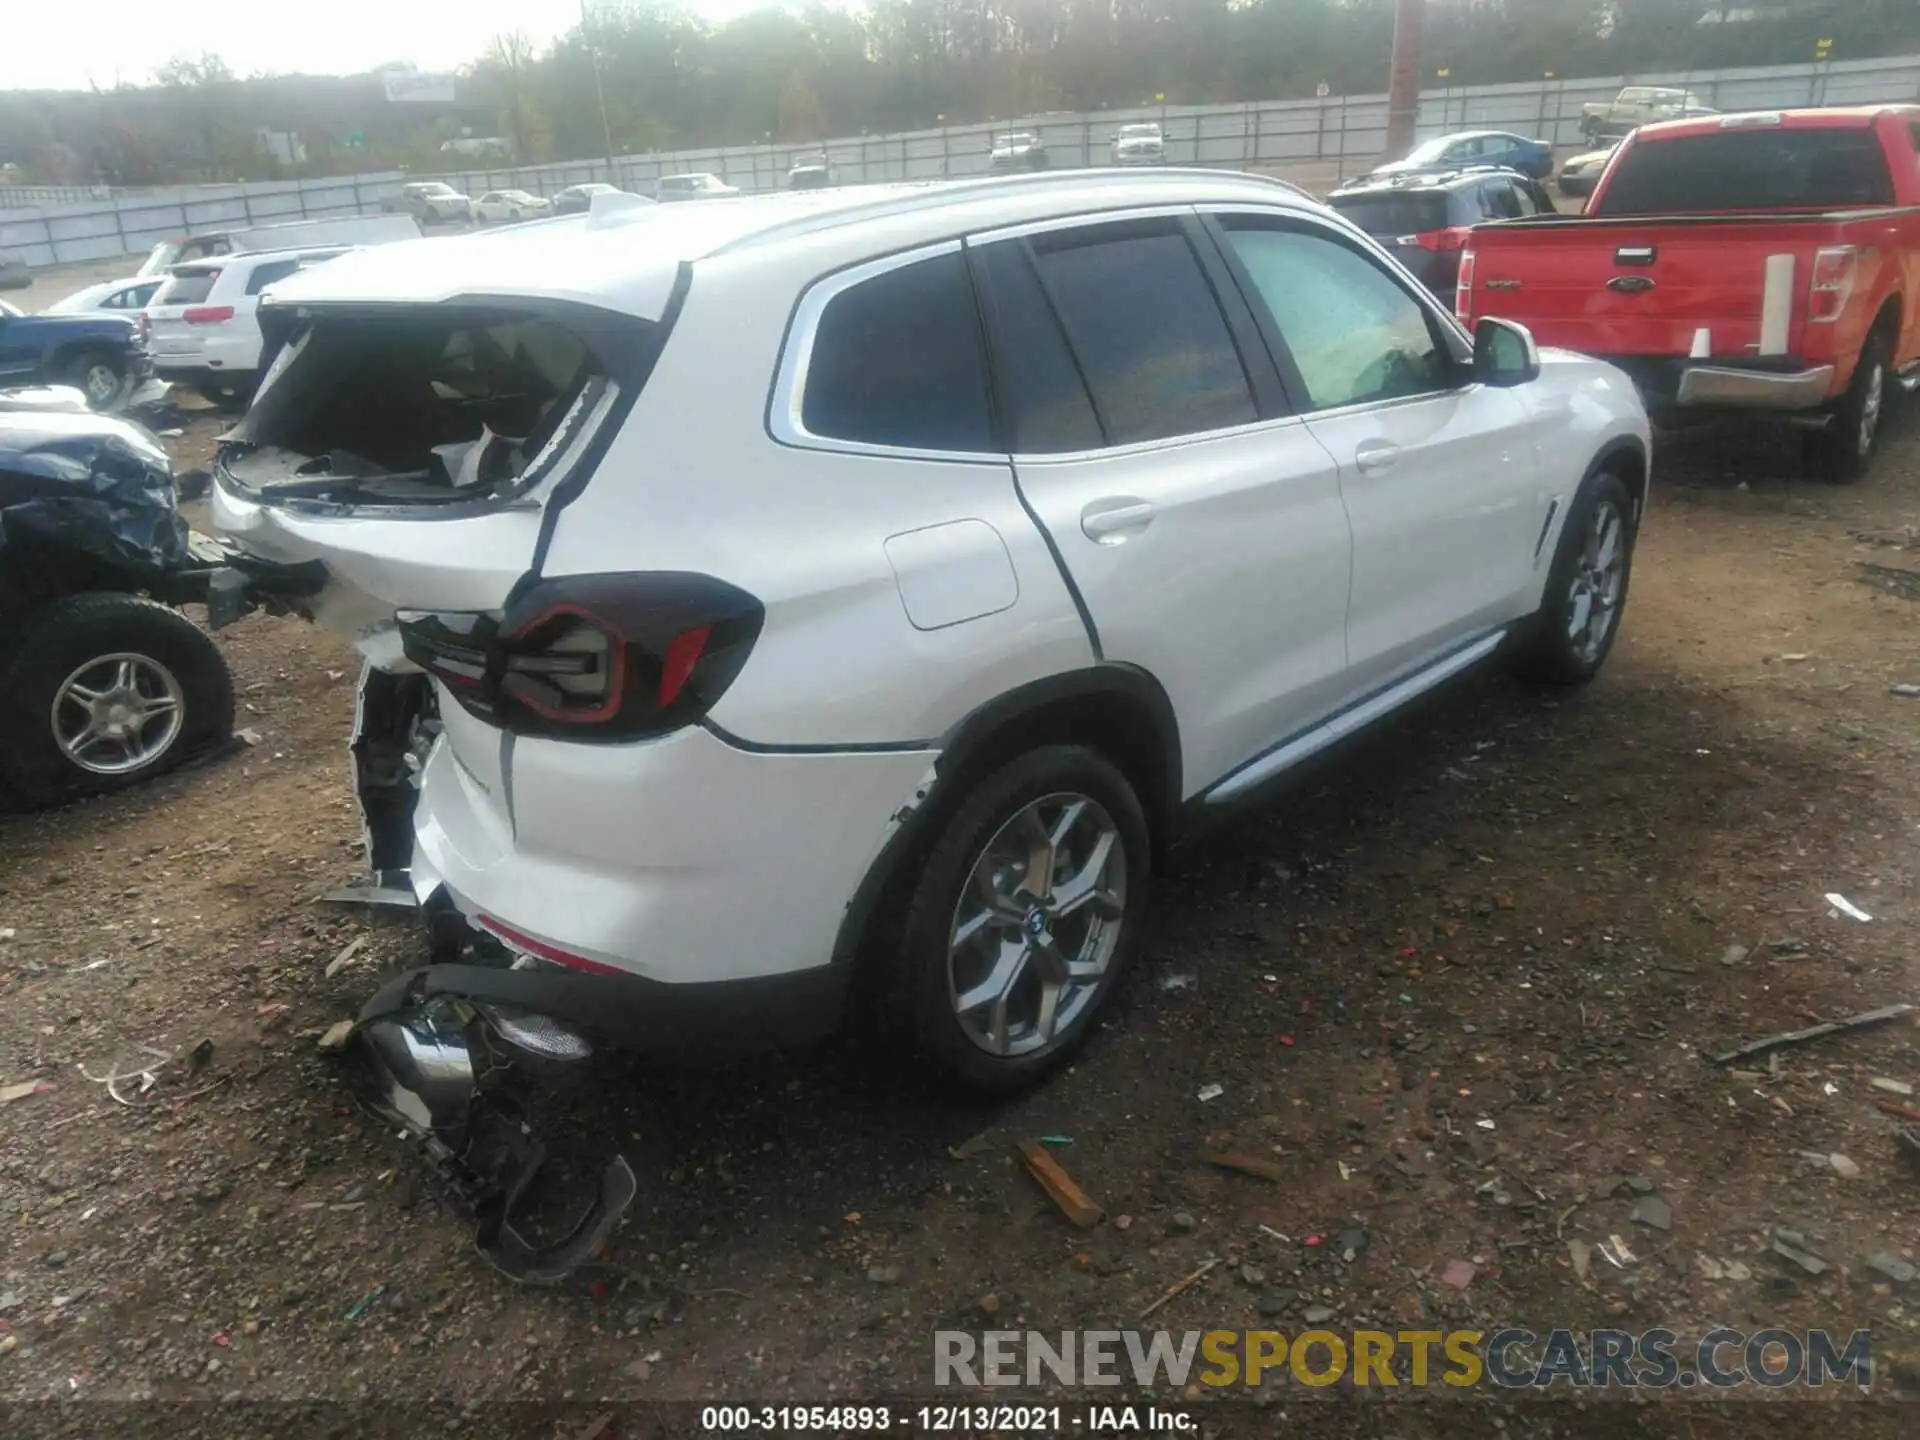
[1808,246,1857,324]
[398,573,763,742]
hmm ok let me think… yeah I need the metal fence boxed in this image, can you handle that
[4,51,1917,272]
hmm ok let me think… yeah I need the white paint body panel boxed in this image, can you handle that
[207,171,1649,989]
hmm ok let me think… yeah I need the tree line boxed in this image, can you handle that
[1,0,1914,186]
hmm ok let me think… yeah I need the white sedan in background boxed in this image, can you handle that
[44,276,167,314]
[472,190,553,224]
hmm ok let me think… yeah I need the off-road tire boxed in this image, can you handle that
[0,594,235,809]
[1510,470,1637,687]
[1804,324,1894,485]
[886,744,1151,1095]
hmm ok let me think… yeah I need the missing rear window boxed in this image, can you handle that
[220,306,647,509]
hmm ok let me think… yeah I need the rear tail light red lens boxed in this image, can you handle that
[183,306,235,324]
[1455,249,1477,319]
[1808,245,1857,324]
[1406,227,1472,253]
[398,573,763,742]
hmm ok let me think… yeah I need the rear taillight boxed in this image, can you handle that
[398,573,763,742]
[136,313,150,344]
[1455,249,1477,319]
[1403,227,1472,253]
[1808,245,1857,324]
[183,305,235,324]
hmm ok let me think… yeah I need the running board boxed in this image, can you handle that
[1203,632,1507,806]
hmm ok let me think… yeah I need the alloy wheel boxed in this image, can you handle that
[51,653,185,775]
[947,793,1127,1059]
[83,363,120,406]
[1565,497,1626,665]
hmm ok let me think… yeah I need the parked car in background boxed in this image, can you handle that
[1459,106,1920,483]
[1328,166,1556,298]
[1555,139,1622,199]
[135,216,419,277]
[473,189,553,224]
[989,132,1049,172]
[1111,123,1166,166]
[0,298,151,410]
[1366,131,1554,182]
[786,155,834,189]
[45,276,167,315]
[553,182,631,216]
[206,170,1648,1147]
[0,406,239,808]
[385,182,473,225]
[1581,86,1716,142]
[0,254,27,290]
[144,246,350,409]
[655,173,739,202]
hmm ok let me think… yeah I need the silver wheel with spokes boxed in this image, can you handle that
[947,792,1127,1059]
[51,652,185,775]
[1565,496,1626,666]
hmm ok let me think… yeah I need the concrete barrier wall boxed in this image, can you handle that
[4,52,1916,271]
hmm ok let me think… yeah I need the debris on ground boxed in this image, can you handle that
[1016,1140,1103,1229]
[345,1284,387,1321]
[1200,1147,1285,1183]
[1824,893,1873,923]
[324,936,366,978]
[1708,1003,1916,1066]
[1871,1078,1914,1096]
[0,1080,53,1106]
[1827,1153,1863,1180]
[316,1021,356,1053]
[1630,1195,1672,1231]
[1772,1232,1831,1276]
[1568,1240,1591,1280]
[1440,1258,1476,1289]
[1867,1253,1916,1287]
[1137,1258,1219,1321]
[947,1130,996,1161]
[1893,684,1920,699]
[1158,972,1197,992]
[1196,1083,1224,1103]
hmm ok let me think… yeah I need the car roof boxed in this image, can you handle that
[1634,104,1920,141]
[175,245,350,273]
[1333,166,1531,195]
[268,170,1324,320]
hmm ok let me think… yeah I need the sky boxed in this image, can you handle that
[4,0,777,93]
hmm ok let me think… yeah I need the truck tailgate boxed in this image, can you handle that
[1465,217,1838,359]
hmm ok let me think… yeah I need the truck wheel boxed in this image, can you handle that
[1511,470,1637,686]
[62,350,128,411]
[0,594,235,809]
[886,745,1150,1095]
[1804,327,1892,484]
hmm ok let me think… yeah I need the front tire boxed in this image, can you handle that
[63,349,128,411]
[0,594,235,809]
[1804,326,1892,484]
[890,746,1150,1095]
[1511,470,1637,686]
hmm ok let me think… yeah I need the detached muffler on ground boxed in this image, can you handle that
[351,974,637,1285]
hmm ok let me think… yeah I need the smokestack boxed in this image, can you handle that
[1385,0,1426,161]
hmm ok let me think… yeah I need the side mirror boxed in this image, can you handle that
[1473,316,1541,387]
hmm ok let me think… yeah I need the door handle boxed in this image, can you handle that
[1354,441,1401,474]
[1080,499,1156,543]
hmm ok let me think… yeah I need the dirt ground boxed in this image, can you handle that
[6,361,1920,1437]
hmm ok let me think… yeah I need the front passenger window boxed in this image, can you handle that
[1219,224,1453,412]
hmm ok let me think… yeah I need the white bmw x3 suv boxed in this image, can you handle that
[210,169,1649,1102]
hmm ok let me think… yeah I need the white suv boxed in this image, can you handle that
[145,246,350,408]
[209,171,1649,1098]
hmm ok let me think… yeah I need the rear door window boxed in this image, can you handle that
[1026,220,1257,445]
[154,269,219,306]
[1480,180,1525,219]
[245,259,308,295]
[1328,192,1449,237]
[798,248,993,453]
[1598,127,1895,214]
[970,240,1103,454]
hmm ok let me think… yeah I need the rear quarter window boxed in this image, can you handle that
[154,270,219,306]
[1598,127,1895,214]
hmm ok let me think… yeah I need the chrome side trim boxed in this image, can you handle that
[1203,631,1506,806]
[1675,364,1836,411]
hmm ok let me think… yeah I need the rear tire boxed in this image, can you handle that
[1510,470,1637,687]
[885,745,1150,1095]
[0,594,235,809]
[1803,325,1893,484]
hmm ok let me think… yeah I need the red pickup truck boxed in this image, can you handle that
[1457,106,1920,481]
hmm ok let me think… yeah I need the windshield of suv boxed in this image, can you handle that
[1598,127,1894,215]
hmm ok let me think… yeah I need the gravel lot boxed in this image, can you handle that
[3,215,1918,1440]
